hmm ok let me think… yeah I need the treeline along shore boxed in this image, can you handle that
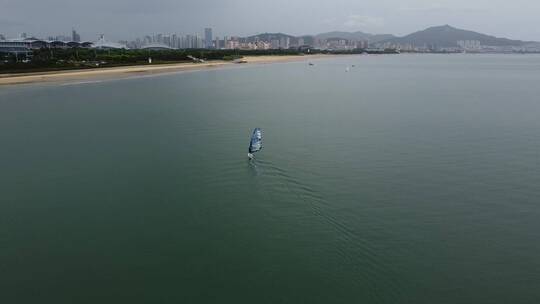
[0,48,398,74]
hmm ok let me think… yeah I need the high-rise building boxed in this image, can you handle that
[72,29,81,42]
[457,40,481,50]
[172,34,178,48]
[204,28,213,49]
[184,34,203,48]
[144,35,152,45]
[279,37,290,49]
[163,35,171,46]
[186,34,194,48]
[0,34,5,41]
[55,35,71,42]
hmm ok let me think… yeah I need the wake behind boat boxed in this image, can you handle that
[248,128,263,159]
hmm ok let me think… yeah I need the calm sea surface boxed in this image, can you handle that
[1,54,540,303]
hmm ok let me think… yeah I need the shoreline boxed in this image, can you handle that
[0,55,333,86]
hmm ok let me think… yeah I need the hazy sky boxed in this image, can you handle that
[2,0,539,41]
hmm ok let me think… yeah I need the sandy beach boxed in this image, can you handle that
[0,55,332,86]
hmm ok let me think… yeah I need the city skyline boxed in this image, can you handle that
[2,0,540,41]
[3,23,539,46]
[4,24,538,54]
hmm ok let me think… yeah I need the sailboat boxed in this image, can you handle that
[248,128,263,159]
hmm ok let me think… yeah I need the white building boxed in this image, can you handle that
[457,40,481,50]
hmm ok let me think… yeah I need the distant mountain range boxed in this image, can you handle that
[245,25,532,47]
[313,31,395,44]
[382,25,528,47]
[245,32,392,44]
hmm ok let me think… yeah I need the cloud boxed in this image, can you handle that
[343,15,384,29]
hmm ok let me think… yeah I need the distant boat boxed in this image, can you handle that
[309,62,314,66]
[248,128,263,159]
[345,66,350,72]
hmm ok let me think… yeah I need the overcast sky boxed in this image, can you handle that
[1,0,539,41]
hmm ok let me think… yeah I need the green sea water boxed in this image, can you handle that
[1,54,540,303]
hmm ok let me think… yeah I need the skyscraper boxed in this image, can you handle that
[163,35,171,46]
[279,37,290,49]
[204,28,213,49]
[72,29,81,42]
[144,35,152,45]
[172,34,178,49]
[185,35,197,48]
